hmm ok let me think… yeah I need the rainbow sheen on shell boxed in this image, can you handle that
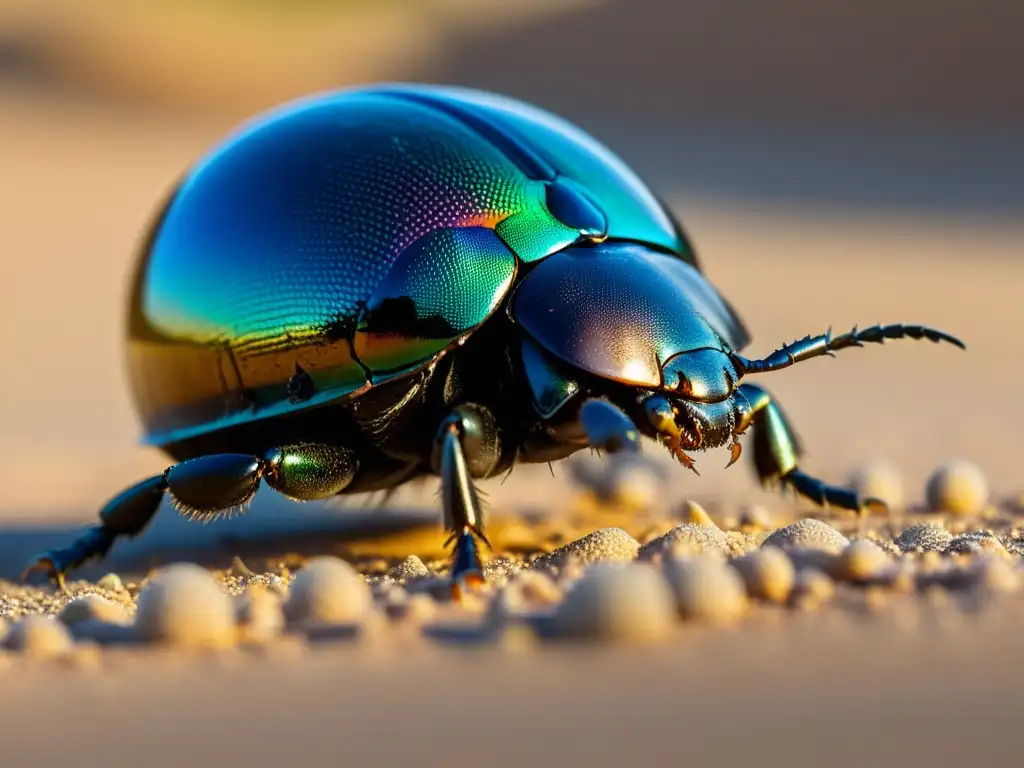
[128,84,694,446]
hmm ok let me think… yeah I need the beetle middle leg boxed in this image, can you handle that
[734,383,884,514]
[23,443,358,588]
[431,404,503,596]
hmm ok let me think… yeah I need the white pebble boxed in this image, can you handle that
[484,586,531,632]
[896,523,952,553]
[732,547,795,603]
[762,519,849,554]
[856,536,901,557]
[551,563,676,642]
[509,570,562,606]
[738,505,774,531]
[59,595,130,626]
[848,459,904,509]
[235,585,285,642]
[284,556,371,625]
[134,563,236,648]
[388,555,429,583]
[791,569,836,608]
[399,593,437,625]
[662,556,748,624]
[834,539,891,582]
[3,615,74,658]
[946,531,1010,559]
[925,459,988,515]
[97,573,126,593]
[609,456,662,509]
[680,500,717,528]
[969,556,1020,592]
[637,523,728,561]
[533,528,640,572]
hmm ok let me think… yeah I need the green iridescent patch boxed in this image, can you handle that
[355,226,517,375]
[495,181,579,263]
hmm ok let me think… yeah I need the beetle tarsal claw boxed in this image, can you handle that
[444,525,491,551]
[20,557,55,583]
[861,497,889,516]
[724,440,743,469]
[451,572,487,602]
[21,558,70,593]
[666,441,700,475]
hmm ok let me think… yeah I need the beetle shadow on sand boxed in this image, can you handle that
[0,491,441,582]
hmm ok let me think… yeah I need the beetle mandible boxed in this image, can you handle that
[24,84,964,593]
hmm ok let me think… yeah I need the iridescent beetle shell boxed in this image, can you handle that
[127,83,744,446]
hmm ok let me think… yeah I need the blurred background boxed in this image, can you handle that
[0,0,1021,558]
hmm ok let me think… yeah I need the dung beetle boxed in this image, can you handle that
[24,84,964,593]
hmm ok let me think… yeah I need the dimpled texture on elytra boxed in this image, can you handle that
[131,94,532,443]
[126,85,695,446]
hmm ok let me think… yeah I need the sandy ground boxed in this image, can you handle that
[2,515,1024,767]
[3,611,1024,768]
[1,83,1023,766]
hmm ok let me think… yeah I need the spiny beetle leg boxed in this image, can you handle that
[781,468,885,514]
[736,382,886,515]
[167,444,358,516]
[21,474,168,589]
[432,405,501,597]
[165,454,265,515]
[22,444,359,587]
[263,444,358,501]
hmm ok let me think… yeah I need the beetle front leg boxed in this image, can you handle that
[735,383,884,513]
[578,398,643,454]
[432,404,502,596]
[23,444,358,588]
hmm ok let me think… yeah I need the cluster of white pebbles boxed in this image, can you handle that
[0,457,1017,661]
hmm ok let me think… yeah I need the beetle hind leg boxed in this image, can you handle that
[432,404,502,597]
[22,475,169,590]
[23,444,358,588]
[736,383,886,514]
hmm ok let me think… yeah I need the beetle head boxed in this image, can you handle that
[639,342,751,470]
[511,241,750,393]
[660,347,739,403]
[641,389,739,456]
